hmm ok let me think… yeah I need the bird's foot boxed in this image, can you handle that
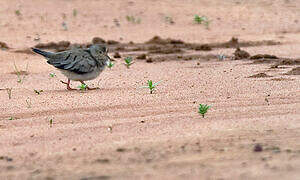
[60,80,76,91]
[86,86,100,90]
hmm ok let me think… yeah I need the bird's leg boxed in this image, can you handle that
[79,80,99,90]
[60,79,76,90]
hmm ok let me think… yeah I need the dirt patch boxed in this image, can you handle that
[34,41,71,52]
[145,36,184,45]
[0,41,9,50]
[250,54,278,60]
[234,47,250,60]
[248,73,272,78]
[270,77,294,81]
[285,67,300,75]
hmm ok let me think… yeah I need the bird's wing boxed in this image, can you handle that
[47,49,97,74]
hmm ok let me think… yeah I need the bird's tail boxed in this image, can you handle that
[31,48,53,58]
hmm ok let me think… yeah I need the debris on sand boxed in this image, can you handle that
[113,52,121,58]
[253,144,263,152]
[136,53,147,59]
[250,54,278,59]
[107,40,119,45]
[0,41,9,50]
[149,47,183,54]
[192,44,212,51]
[92,37,106,44]
[248,73,272,78]
[285,67,300,75]
[234,47,250,60]
[146,36,184,45]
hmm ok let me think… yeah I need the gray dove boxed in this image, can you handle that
[32,44,111,90]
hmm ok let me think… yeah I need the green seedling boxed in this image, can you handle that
[165,16,175,24]
[73,9,78,17]
[126,15,141,24]
[141,80,160,94]
[107,61,114,69]
[198,104,211,118]
[13,62,28,83]
[13,62,22,83]
[8,117,15,121]
[78,84,87,91]
[15,10,21,16]
[6,88,12,99]
[217,54,226,61]
[49,119,53,127]
[124,57,134,68]
[34,89,43,95]
[49,73,56,77]
[194,15,210,28]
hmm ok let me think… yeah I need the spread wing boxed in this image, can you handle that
[47,49,97,74]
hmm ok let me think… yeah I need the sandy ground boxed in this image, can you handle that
[0,0,300,179]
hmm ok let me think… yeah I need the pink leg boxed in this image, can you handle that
[60,79,76,90]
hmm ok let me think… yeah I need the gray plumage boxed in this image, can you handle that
[32,44,110,90]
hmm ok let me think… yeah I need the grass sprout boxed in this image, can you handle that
[198,104,211,118]
[15,10,21,16]
[73,9,78,17]
[141,80,161,94]
[124,57,134,68]
[78,84,87,91]
[13,62,28,83]
[49,73,56,77]
[49,119,53,127]
[6,88,12,99]
[194,15,210,28]
[107,61,114,69]
[126,15,141,24]
[165,16,174,24]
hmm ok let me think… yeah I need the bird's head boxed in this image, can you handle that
[90,44,111,62]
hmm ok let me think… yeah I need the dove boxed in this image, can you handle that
[32,44,111,90]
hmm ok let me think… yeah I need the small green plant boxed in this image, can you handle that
[49,73,56,77]
[73,9,78,17]
[194,15,210,28]
[107,61,114,69]
[198,104,211,118]
[124,57,134,68]
[8,117,14,120]
[34,89,43,95]
[49,119,53,127]
[13,62,22,83]
[141,80,160,94]
[165,16,175,24]
[78,84,87,91]
[62,21,68,31]
[6,88,12,99]
[15,10,21,16]
[126,15,141,24]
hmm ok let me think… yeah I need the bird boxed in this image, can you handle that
[32,44,111,90]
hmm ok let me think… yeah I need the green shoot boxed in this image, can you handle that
[49,73,56,77]
[6,88,12,99]
[194,15,210,28]
[126,15,141,24]
[165,16,175,24]
[34,89,43,95]
[78,84,87,91]
[141,80,160,94]
[15,10,21,16]
[13,62,22,83]
[124,57,134,68]
[198,104,211,118]
[49,119,53,127]
[8,117,15,121]
[107,61,114,69]
[73,9,78,17]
